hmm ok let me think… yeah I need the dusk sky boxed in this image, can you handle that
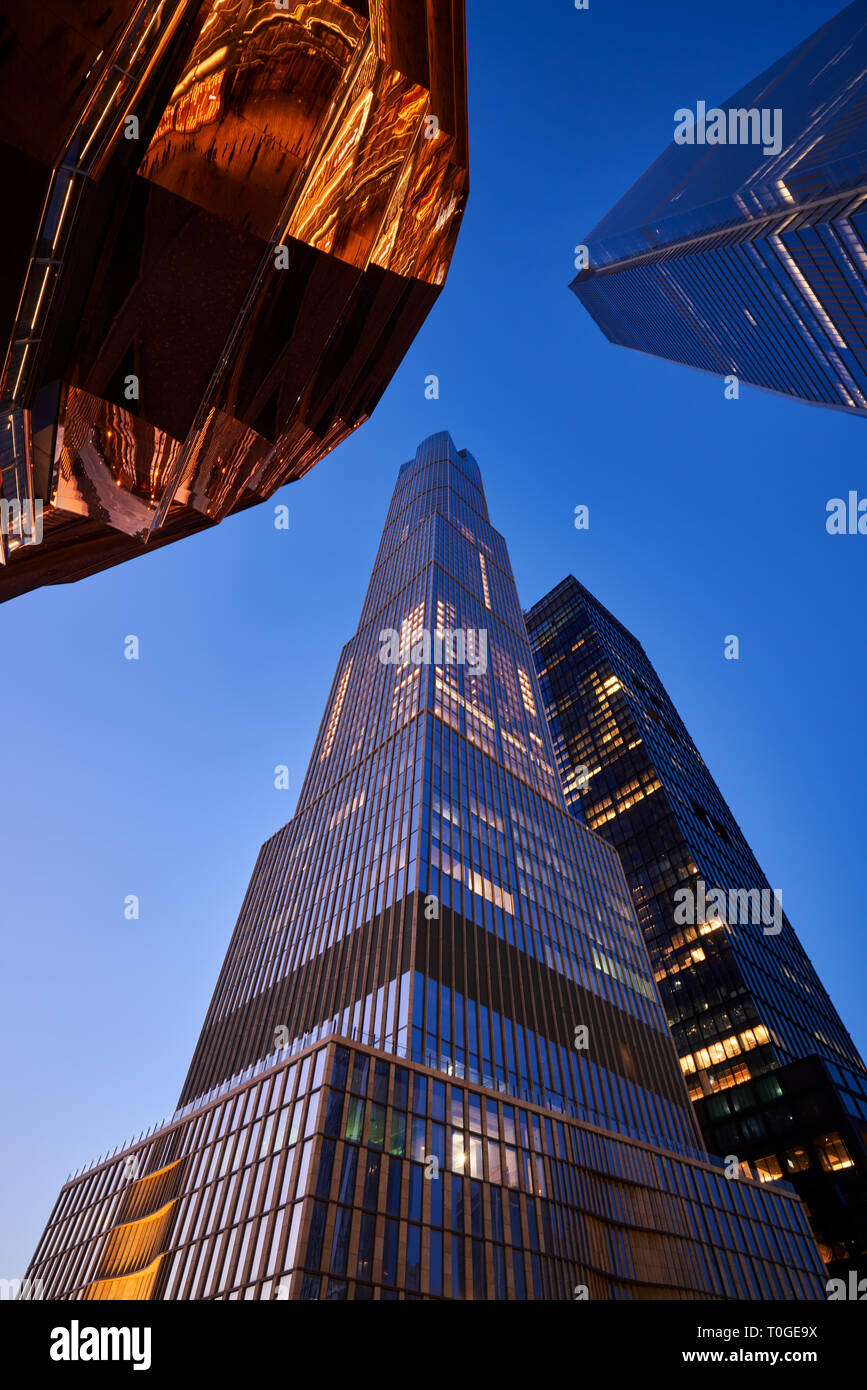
[3,0,863,1281]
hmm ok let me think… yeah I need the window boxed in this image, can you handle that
[388,1110,406,1157]
[451,1234,464,1297]
[382,1219,399,1286]
[405,1224,421,1292]
[351,1053,369,1096]
[372,1061,389,1105]
[344,1097,364,1144]
[393,1067,409,1111]
[753,1154,784,1183]
[451,1130,466,1173]
[429,1230,443,1296]
[362,1151,381,1209]
[478,552,490,608]
[368,1104,386,1148]
[451,1175,464,1232]
[816,1132,854,1172]
[356,1213,375,1282]
[337,1146,357,1204]
[385,1157,402,1217]
[782,1146,811,1174]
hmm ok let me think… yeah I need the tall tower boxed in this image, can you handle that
[25,438,825,1300]
[571,2,867,416]
[527,575,867,1272]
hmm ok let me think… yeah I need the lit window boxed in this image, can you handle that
[320,659,353,760]
[816,1133,854,1173]
[753,1155,783,1183]
[782,1146,811,1174]
[478,552,490,608]
[517,667,537,718]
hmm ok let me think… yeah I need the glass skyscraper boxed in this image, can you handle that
[527,575,867,1273]
[571,1,867,416]
[25,437,825,1300]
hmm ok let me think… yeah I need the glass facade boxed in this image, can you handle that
[25,435,827,1299]
[527,575,867,1272]
[571,3,867,416]
[27,1040,824,1302]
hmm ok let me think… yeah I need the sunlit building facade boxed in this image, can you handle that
[25,437,826,1300]
[571,2,867,416]
[0,1,468,599]
[527,575,867,1272]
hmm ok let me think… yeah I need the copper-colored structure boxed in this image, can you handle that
[0,1,468,599]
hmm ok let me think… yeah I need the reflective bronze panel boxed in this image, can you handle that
[139,1,368,240]
[83,1255,164,1301]
[0,0,468,598]
[0,1,145,167]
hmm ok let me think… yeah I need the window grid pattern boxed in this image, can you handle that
[27,1040,826,1302]
[527,575,867,1265]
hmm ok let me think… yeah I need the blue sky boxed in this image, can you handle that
[2,0,863,1279]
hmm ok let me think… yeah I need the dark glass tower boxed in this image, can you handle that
[527,575,867,1272]
[571,1,867,417]
[25,438,825,1301]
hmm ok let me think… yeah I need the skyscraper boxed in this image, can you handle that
[571,1,867,416]
[527,575,867,1272]
[0,0,468,600]
[25,437,825,1301]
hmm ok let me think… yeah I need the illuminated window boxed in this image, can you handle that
[751,1154,783,1183]
[816,1133,854,1173]
[320,659,353,760]
[403,601,427,656]
[782,1146,811,1174]
[705,1060,750,1090]
[445,856,514,915]
[517,667,537,718]
[478,552,490,608]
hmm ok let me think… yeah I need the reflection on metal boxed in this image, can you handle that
[0,2,198,529]
[84,1255,164,1301]
[0,0,468,598]
[92,1202,177,1281]
[82,1158,185,1300]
